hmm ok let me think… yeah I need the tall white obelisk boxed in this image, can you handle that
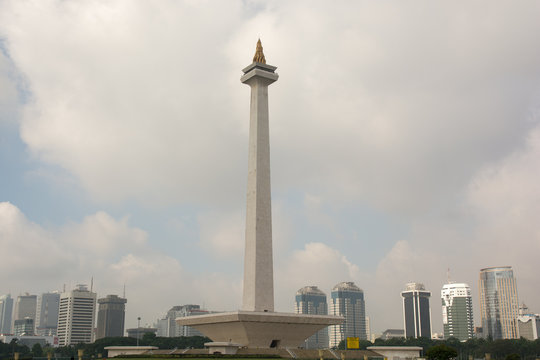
[176,41,343,350]
[240,39,278,313]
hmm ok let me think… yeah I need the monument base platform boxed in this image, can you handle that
[176,310,343,349]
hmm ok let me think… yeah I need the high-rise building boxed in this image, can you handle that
[401,283,432,338]
[13,318,34,336]
[96,295,127,339]
[36,292,60,336]
[295,286,329,349]
[441,283,474,340]
[14,294,37,328]
[479,266,519,339]
[57,284,97,346]
[329,282,366,348]
[517,304,539,340]
[0,294,13,334]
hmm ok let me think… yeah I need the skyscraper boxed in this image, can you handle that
[0,294,13,334]
[57,284,97,346]
[401,283,432,338]
[329,282,366,348]
[14,294,37,322]
[441,283,474,340]
[479,266,519,339]
[36,292,60,336]
[295,286,329,349]
[96,295,127,339]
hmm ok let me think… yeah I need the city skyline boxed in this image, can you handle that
[1,1,540,335]
[0,270,536,340]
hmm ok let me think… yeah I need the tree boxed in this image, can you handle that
[505,354,520,360]
[32,343,44,357]
[426,344,458,360]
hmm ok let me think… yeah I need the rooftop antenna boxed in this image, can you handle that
[63,284,66,292]
[90,276,94,292]
[123,283,126,299]
[447,267,451,284]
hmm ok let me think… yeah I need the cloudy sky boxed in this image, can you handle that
[1,0,540,335]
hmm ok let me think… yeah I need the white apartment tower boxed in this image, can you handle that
[441,283,474,340]
[57,285,97,346]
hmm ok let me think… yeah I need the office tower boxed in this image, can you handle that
[295,286,329,349]
[401,283,432,338]
[36,292,60,336]
[14,294,37,323]
[441,283,474,340]
[0,294,13,334]
[96,295,127,339]
[13,318,34,336]
[479,266,519,339]
[162,304,209,337]
[57,284,97,346]
[329,282,366,348]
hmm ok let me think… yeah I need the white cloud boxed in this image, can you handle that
[0,202,241,328]
[198,210,244,257]
[1,0,540,335]
[1,1,539,214]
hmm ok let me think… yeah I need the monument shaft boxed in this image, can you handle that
[241,62,278,312]
[176,42,343,351]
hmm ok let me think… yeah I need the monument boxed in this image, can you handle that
[176,40,343,350]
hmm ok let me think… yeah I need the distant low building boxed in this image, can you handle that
[126,327,157,339]
[517,305,540,340]
[14,318,34,336]
[379,329,405,340]
[367,346,422,360]
[0,335,58,348]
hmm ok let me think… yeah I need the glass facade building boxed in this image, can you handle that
[96,294,127,339]
[441,283,474,340]
[479,266,519,339]
[36,292,60,336]
[295,286,329,349]
[0,294,13,334]
[329,282,366,348]
[401,283,432,338]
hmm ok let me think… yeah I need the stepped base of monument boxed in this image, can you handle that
[176,310,343,349]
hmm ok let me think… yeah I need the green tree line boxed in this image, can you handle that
[338,337,540,360]
[0,334,210,359]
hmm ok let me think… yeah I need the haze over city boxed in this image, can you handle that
[1,0,540,335]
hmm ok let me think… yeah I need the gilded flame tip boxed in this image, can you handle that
[252,39,266,64]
